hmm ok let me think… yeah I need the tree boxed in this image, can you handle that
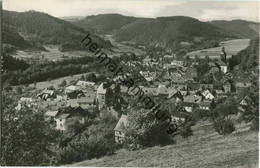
[1,94,59,166]
[124,108,175,149]
[105,88,114,107]
[210,101,237,135]
[56,112,117,165]
[239,78,259,130]
[58,80,67,87]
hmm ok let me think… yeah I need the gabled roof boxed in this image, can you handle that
[45,110,58,117]
[235,82,252,88]
[114,114,128,132]
[216,60,227,66]
[41,89,55,95]
[76,80,95,86]
[157,84,168,95]
[65,85,79,92]
[77,94,95,104]
[183,95,202,103]
[97,83,107,94]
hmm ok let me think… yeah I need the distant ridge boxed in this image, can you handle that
[114,16,236,51]
[74,13,140,33]
[74,14,251,51]
[3,10,112,51]
[209,20,259,39]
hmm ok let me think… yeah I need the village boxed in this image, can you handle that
[14,44,254,144]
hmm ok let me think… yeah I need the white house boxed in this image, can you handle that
[171,60,184,67]
[55,113,70,131]
[96,83,107,109]
[202,90,215,100]
[216,60,228,74]
[114,114,128,144]
[65,85,80,94]
[76,80,95,88]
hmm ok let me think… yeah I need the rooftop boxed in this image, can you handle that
[114,114,128,132]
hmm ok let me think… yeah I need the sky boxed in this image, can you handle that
[3,0,260,22]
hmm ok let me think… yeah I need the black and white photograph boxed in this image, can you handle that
[1,0,259,167]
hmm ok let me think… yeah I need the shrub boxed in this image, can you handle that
[58,80,67,87]
[179,122,194,138]
[124,108,174,150]
[213,118,235,135]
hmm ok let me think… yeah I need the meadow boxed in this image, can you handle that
[70,120,258,168]
[187,39,250,59]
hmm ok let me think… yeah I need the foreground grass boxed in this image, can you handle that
[70,121,258,167]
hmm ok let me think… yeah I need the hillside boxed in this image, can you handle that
[186,39,250,59]
[209,20,259,39]
[114,16,236,51]
[74,14,139,34]
[71,121,258,167]
[2,24,33,50]
[235,37,259,70]
[3,10,111,51]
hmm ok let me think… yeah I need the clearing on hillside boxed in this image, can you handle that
[69,120,258,168]
[187,39,250,59]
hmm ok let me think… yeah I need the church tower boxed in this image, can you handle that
[220,46,227,63]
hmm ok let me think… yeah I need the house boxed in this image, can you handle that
[235,82,252,93]
[114,114,128,144]
[171,60,184,67]
[65,85,79,93]
[65,85,84,99]
[199,84,214,91]
[215,60,228,74]
[239,96,251,106]
[187,83,200,91]
[181,102,198,112]
[163,54,174,63]
[37,89,56,100]
[168,90,183,102]
[199,101,211,111]
[183,95,202,104]
[77,93,96,110]
[157,84,168,96]
[96,83,107,109]
[15,97,35,111]
[223,81,231,93]
[54,106,89,131]
[76,80,95,88]
[202,89,215,100]
[185,67,198,79]
[140,86,158,96]
[238,96,251,112]
[140,71,156,82]
[209,66,220,74]
[44,110,58,121]
[170,83,187,91]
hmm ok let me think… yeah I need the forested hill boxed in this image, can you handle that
[3,10,112,51]
[2,24,33,49]
[236,37,259,71]
[209,20,259,39]
[113,16,236,51]
[74,14,140,34]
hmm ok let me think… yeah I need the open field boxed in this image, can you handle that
[70,120,258,168]
[11,35,145,62]
[12,45,93,62]
[187,39,250,59]
[28,72,92,90]
[104,34,145,56]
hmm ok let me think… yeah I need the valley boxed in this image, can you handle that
[2,8,259,167]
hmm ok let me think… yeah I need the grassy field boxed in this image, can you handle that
[28,72,92,90]
[187,39,250,59]
[70,120,258,168]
